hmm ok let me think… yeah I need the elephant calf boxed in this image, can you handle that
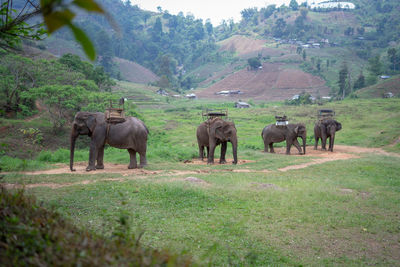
[261,123,307,155]
[314,119,342,152]
[196,117,238,164]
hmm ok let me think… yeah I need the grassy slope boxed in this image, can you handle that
[0,187,192,266]
[1,93,400,266]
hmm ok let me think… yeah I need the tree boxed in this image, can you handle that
[273,18,287,37]
[262,5,275,20]
[353,71,365,90]
[387,48,399,71]
[23,85,85,131]
[151,17,163,42]
[338,62,348,99]
[247,57,261,70]
[289,0,299,11]
[367,55,382,76]
[240,7,257,22]
[300,7,308,19]
[0,54,35,114]
[316,58,322,72]
[205,19,213,35]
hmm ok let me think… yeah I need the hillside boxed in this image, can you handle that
[29,0,400,99]
[218,35,285,58]
[357,75,400,98]
[113,57,159,84]
[195,62,330,101]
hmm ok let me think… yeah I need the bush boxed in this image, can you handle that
[0,187,192,266]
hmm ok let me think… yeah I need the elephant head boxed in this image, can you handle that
[209,118,238,164]
[322,119,341,152]
[70,112,97,171]
[324,120,341,136]
[294,124,307,154]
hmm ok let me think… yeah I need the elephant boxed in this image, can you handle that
[261,123,307,154]
[314,119,342,152]
[70,111,148,171]
[196,117,238,165]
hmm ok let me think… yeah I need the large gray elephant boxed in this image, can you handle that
[261,123,307,154]
[196,117,238,164]
[314,119,342,152]
[70,112,148,171]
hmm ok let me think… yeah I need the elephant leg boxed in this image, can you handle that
[208,143,216,164]
[286,141,292,155]
[86,142,98,171]
[329,136,334,152]
[314,137,318,150]
[139,151,147,168]
[199,145,204,161]
[220,142,227,164]
[293,139,302,154]
[128,149,138,169]
[96,146,105,169]
[263,139,268,152]
[321,137,327,150]
[269,143,275,153]
[206,146,209,158]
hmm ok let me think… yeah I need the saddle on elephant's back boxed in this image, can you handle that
[105,108,126,123]
[104,98,126,123]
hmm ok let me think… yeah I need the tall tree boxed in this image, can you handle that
[273,18,287,37]
[240,7,257,22]
[353,71,365,90]
[387,48,398,71]
[289,0,299,11]
[338,62,349,99]
[367,55,382,76]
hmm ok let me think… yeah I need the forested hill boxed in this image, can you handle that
[39,0,400,95]
[48,0,219,88]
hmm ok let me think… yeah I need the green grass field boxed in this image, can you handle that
[1,97,400,266]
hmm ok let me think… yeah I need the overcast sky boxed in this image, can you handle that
[132,0,291,25]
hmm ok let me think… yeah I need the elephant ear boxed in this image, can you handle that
[210,119,224,139]
[336,121,342,131]
[85,115,97,133]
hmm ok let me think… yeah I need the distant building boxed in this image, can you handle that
[156,89,169,96]
[185,93,197,99]
[234,101,250,108]
[383,92,394,98]
[215,90,243,95]
[309,1,355,10]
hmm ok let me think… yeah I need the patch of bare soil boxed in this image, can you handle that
[183,159,254,165]
[195,63,330,101]
[5,145,399,189]
[20,162,162,176]
[268,144,399,172]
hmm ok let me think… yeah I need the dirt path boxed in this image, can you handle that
[2,145,398,189]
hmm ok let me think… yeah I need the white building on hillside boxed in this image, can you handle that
[308,1,355,10]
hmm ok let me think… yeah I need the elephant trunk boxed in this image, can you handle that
[232,137,238,164]
[70,127,79,171]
